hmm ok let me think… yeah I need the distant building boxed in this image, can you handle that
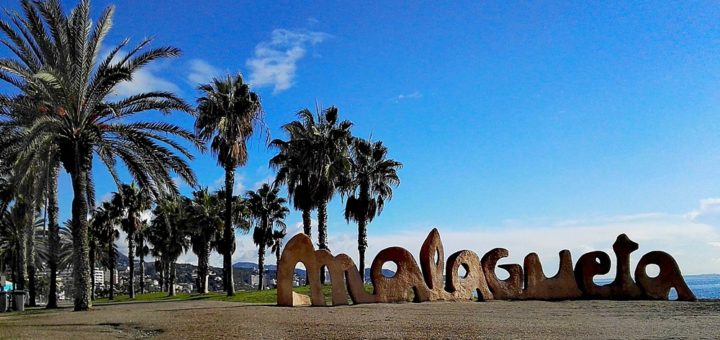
[94,268,104,286]
[103,269,119,284]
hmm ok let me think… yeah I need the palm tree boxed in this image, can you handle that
[270,227,287,267]
[92,201,119,300]
[0,203,27,291]
[270,137,314,239]
[271,106,352,283]
[111,183,151,299]
[44,161,60,308]
[186,188,222,294]
[148,196,190,297]
[246,183,288,290]
[343,138,402,279]
[195,73,265,296]
[0,0,200,310]
[135,221,150,295]
[0,94,63,308]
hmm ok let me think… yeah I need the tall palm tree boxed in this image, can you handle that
[0,203,27,291]
[0,0,200,310]
[186,188,222,294]
[195,73,265,296]
[44,160,60,307]
[92,201,119,300]
[111,183,151,299]
[270,137,314,239]
[343,138,402,279]
[270,227,287,268]
[0,94,63,308]
[135,220,150,295]
[148,196,190,297]
[246,183,288,290]
[272,106,352,283]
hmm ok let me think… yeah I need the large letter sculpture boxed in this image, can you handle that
[277,229,696,306]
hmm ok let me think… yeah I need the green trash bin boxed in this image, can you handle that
[0,291,8,312]
[11,290,25,312]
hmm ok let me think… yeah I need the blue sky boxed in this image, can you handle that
[3,1,720,274]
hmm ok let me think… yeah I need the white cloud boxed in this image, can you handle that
[393,91,422,102]
[246,28,330,93]
[210,173,246,194]
[312,212,720,276]
[687,198,720,226]
[112,66,179,97]
[187,59,222,85]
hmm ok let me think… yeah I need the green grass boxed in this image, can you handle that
[94,284,374,305]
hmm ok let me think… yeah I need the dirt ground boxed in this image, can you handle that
[1,299,719,339]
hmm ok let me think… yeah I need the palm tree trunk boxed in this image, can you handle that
[258,245,265,291]
[15,203,28,292]
[223,166,235,296]
[302,208,311,237]
[198,244,210,294]
[318,201,328,284]
[13,247,19,290]
[164,261,170,292]
[196,243,210,294]
[358,217,368,283]
[127,230,135,299]
[168,261,176,297]
[275,243,281,267]
[258,218,267,291]
[109,234,115,300]
[155,260,163,293]
[26,208,37,307]
[89,242,96,300]
[139,239,145,295]
[301,208,312,285]
[46,165,60,308]
[68,149,92,311]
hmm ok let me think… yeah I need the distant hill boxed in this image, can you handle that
[233,262,258,270]
[116,252,129,269]
[232,262,278,271]
[365,268,395,281]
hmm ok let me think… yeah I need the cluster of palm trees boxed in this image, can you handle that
[0,0,402,312]
[270,107,403,282]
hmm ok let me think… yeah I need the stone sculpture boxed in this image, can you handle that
[523,250,583,300]
[635,251,695,301]
[481,248,523,300]
[276,228,696,306]
[445,250,493,301]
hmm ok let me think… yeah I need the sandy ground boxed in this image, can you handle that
[0,299,719,339]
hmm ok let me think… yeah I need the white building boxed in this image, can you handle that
[94,268,104,286]
[103,269,119,284]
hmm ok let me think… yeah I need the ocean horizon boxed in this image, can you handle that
[594,274,720,300]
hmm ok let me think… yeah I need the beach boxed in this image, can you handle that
[1,299,718,339]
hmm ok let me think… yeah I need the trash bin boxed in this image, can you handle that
[11,290,25,312]
[0,291,8,312]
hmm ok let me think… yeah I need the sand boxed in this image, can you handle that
[1,299,719,339]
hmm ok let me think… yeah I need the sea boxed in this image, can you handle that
[674,275,720,300]
[595,274,720,300]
